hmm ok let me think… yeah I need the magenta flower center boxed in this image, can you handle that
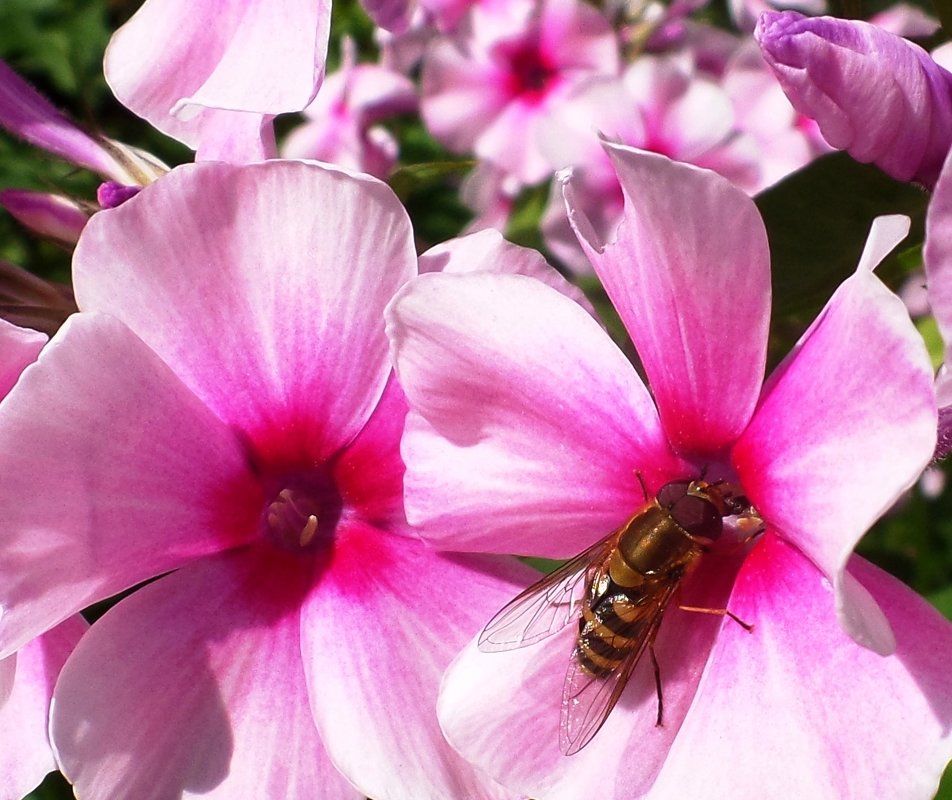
[505,43,558,101]
[261,474,342,554]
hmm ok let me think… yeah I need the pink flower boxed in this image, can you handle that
[0,161,531,799]
[756,10,952,187]
[421,0,620,184]
[0,319,86,797]
[105,0,331,162]
[281,39,417,179]
[386,145,951,798]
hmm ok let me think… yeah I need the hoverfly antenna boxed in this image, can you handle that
[635,470,649,503]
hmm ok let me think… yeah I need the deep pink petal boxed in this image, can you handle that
[74,160,417,463]
[418,227,595,313]
[301,523,533,800]
[438,551,744,798]
[105,0,330,153]
[650,535,952,798]
[925,148,952,364]
[386,271,686,556]
[0,313,260,657]
[756,11,952,187]
[732,219,936,654]
[51,546,359,800]
[0,60,127,180]
[0,617,86,800]
[566,144,771,457]
[332,375,411,536]
[0,317,45,398]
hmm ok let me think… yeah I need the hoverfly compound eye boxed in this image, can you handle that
[655,479,724,542]
[670,492,723,542]
[655,479,692,509]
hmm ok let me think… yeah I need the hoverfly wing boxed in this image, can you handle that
[559,579,681,756]
[478,534,616,652]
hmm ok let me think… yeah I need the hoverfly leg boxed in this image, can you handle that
[649,644,664,727]
[678,604,754,632]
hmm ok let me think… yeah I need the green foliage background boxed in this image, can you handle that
[0,0,950,797]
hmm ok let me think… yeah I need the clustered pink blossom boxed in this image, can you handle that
[1,0,952,797]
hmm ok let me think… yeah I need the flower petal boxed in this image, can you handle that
[332,376,411,536]
[418,227,595,313]
[0,616,86,800]
[104,0,330,154]
[649,535,952,799]
[386,271,685,555]
[0,317,45,398]
[732,225,936,654]
[51,546,358,800]
[566,144,771,457]
[0,313,260,657]
[74,160,417,462]
[301,524,533,800]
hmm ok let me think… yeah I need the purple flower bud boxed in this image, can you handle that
[96,181,142,209]
[756,11,952,186]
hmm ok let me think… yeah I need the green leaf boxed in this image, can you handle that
[520,556,565,575]
[388,160,475,202]
[755,152,929,365]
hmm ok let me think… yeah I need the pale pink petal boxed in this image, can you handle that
[732,225,936,654]
[0,313,260,657]
[542,168,623,274]
[302,524,533,799]
[650,535,952,798]
[191,108,278,163]
[105,0,330,155]
[418,227,595,313]
[438,551,745,798]
[386,271,686,555]
[52,546,358,800]
[925,147,952,362]
[421,40,509,153]
[475,98,553,184]
[870,2,940,37]
[74,160,417,462]
[0,617,85,800]
[566,144,770,457]
[0,317,46,398]
[0,190,88,245]
[0,60,127,180]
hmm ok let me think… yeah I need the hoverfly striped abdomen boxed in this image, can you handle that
[575,589,657,679]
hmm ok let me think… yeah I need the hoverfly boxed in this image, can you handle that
[478,477,760,755]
